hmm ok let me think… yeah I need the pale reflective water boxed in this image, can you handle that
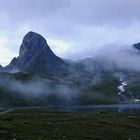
[46,104,140,112]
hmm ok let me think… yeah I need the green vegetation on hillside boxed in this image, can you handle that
[0,108,139,140]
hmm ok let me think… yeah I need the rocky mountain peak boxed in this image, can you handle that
[2,31,68,74]
[19,31,53,58]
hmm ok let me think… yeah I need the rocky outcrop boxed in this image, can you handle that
[133,43,140,51]
[3,31,68,75]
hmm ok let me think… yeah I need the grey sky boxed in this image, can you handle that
[0,0,140,66]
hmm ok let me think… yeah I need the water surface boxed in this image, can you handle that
[46,104,140,112]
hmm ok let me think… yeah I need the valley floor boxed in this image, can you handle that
[0,108,139,140]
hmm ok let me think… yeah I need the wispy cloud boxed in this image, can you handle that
[0,37,16,66]
[1,0,140,65]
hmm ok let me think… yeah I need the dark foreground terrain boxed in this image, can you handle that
[0,108,139,140]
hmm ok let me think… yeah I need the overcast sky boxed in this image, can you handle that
[1,0,140,66]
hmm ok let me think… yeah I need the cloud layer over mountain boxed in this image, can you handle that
[1,0,140,65]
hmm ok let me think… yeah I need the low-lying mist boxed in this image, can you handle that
[90,44,140,72]
[0,74,81,106]
[0,44,140,107]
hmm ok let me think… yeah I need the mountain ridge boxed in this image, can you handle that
[1,31,68,75]
[0,32,140,105]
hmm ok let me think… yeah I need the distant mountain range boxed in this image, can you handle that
[0,31,139,106]
[0,31,140,75]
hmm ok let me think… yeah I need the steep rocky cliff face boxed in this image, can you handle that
[0,32,140,105]
[4,32,68,75]
[133,42,140,51]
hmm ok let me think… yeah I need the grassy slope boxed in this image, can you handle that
[0,108,139,140]
[1,72,140,105]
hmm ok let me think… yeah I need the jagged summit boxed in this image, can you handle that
[19,31,54,57]
[20,31,48,53]
[3,31,68,74]
[23,31,43,40]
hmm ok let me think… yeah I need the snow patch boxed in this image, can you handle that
[117,76,128,95]
[134,99,140,102]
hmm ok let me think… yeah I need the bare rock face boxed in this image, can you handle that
[133,43,140,51]
[0,65,3,72]
[4,31,68,75]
